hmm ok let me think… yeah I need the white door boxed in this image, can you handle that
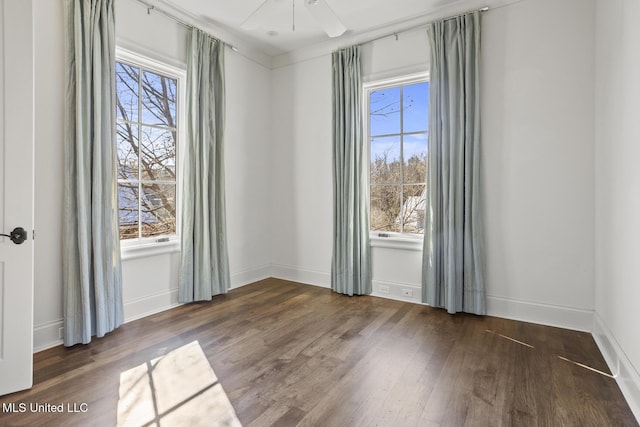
[0,0,35,396]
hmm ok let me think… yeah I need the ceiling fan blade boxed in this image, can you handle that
[304,0,346,38]
[241,0,277,30]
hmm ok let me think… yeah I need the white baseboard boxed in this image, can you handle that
[270,267,423,304]
[35,289,185,352]
[486,295,594,332]
[123,288,182,323]
[592,313,640,422]
[270,264,331,288]
[33,319,64,352]
[32,264,271,354]
[124,263,272,322]
[230,264,271,289]
[268,267,595,332]
[34,287,183,351]
[371,280,421,304]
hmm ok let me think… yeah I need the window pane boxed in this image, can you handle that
[370,87,401,136]
[116,59,180,243]
[140,127,176,180]
[370,136,401,184]
[141,70,177,127]
[118,182,139,240]
[370,185,401,232]
[403,132,428,184]
[116,62,139,122]
[368,78,428,236]
[141,183,176,238]
[117,123,139,180]
[402,185,426,234]
[403,82,429,133]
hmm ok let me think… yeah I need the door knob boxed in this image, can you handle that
[1,227,27,245]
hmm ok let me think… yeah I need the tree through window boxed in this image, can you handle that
[368,79,429,235]
[116,60,178,241]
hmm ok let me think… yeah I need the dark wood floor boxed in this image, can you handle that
[0,278,637,426]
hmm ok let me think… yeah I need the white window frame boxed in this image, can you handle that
[364,72,429,251]
[116,48,186,259]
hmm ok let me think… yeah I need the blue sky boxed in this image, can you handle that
[116,62,177,127]
[369,81,429,163]
[370,82,429,136]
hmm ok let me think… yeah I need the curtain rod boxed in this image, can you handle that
[358,6,489,47]
[136,1,487,63]
[135,0,239,52]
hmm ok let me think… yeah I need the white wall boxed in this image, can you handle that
[594,0,640,419]
[30,0,639,417]
[33,0,65,347]
[269,27,431,299]
[116,0,187,325]
[269,55,334,285]
[270,0,597,330]
[481,0,595,329]
[117,0,273,318]
[31,0,605,346]
[225,47,273,285]
[32,0,272,350]
[363,29,430,303]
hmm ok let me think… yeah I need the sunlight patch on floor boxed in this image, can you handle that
[484,329,615,379]
[485,329,535,349]
[117,340,242,427]
[557,355,615,379]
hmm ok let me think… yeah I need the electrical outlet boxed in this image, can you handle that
[401,289,413,297]
[379,285,390,294]
[58,327,64,340]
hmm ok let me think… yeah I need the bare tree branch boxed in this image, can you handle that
[116,62,178,239]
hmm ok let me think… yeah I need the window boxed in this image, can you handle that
[367,76,429,236]
[115,54,182,243]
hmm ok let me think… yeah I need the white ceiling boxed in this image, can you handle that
[156,0,478,57]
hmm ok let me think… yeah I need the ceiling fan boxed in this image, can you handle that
[241,0,347,38]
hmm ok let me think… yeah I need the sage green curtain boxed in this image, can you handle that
[179,28,230,302]
[331,46,371,296]
[63,0,123,346]
[422,12,486,315]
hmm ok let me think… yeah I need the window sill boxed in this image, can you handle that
[121,239,180,261]
[370,235,423,251]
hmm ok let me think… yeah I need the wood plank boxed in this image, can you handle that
[0,278,637,427]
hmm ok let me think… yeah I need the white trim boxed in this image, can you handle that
[363,64,430,86]
[123,288,181,323]
[33,264,270,353]
[486,295,594,332]
[116,46,186,76]
[270,0,526,69]
[270,264,331,288]
[592,313,640,422]
[116,36,187,71]
[121,239,180,260]
[365,73,429,239]
[121,264,272,322]
[33,319,64,353]
[266,268,594,332]
[371,280,421,303]
[148,0,273,70]
[230,264,271,289]
[370,235,423,251]
[363,71,430,91]
[115,47,186,250]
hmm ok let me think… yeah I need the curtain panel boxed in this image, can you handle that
[422,11,486,315]
[179,28,230,302]
[331,45,372,296]
[63,0,124,346]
